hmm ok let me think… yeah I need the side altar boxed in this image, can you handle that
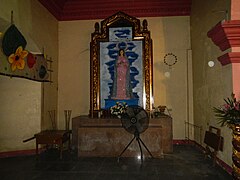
[72,116,173,157]
[74,12,173,158]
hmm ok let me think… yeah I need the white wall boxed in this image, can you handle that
[0,0,58,152]
[0,76,41,151]
[191,0,232,166]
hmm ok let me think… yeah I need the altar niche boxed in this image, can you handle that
[90,11,153,118]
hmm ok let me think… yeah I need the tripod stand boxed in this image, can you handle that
[118,130,153,162]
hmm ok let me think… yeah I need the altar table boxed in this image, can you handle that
[72,116,172,157]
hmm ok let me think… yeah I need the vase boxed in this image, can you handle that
[231,124,240,179]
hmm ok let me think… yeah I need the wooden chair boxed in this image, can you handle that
[204,126,223,166]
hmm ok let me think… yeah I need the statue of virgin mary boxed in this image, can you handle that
[111,49,132,99]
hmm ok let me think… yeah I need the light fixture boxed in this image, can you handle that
[208,61,215,67]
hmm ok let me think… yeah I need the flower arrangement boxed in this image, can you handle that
[213,93,240,127]
[110,102,128,118]
[152,105,166,117]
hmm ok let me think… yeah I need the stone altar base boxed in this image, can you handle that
[72,116,172,158]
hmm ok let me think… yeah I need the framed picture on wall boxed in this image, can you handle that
[89,11,153,118]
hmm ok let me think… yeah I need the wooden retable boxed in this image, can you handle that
[35,130,71,159]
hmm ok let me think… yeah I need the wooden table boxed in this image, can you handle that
[35,130,71,159]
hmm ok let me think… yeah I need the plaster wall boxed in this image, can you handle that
[191,0,232,166]
[233,64,240,99]
[0,0,58,152]
[231,0,240,20]
[58,16,192,139]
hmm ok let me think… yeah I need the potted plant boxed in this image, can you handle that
[152,105,167,118]
[213,93,240,179]
[213,93,240,127]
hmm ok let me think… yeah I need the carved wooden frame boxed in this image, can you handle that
[89,11,153,118]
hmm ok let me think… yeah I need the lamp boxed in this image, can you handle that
[208,60,215,67]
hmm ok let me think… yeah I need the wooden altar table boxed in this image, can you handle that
[72,116,172,157]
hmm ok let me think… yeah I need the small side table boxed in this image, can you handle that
[35,130,71,159]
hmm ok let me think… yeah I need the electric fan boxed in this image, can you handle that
[118,106,153,161]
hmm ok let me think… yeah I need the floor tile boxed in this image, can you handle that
[0,145,232,180]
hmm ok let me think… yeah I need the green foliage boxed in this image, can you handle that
[213,94,240,127]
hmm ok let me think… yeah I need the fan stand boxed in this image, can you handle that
[118,129,153,162]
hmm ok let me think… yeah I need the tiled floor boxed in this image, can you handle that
[0,145,231,180]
